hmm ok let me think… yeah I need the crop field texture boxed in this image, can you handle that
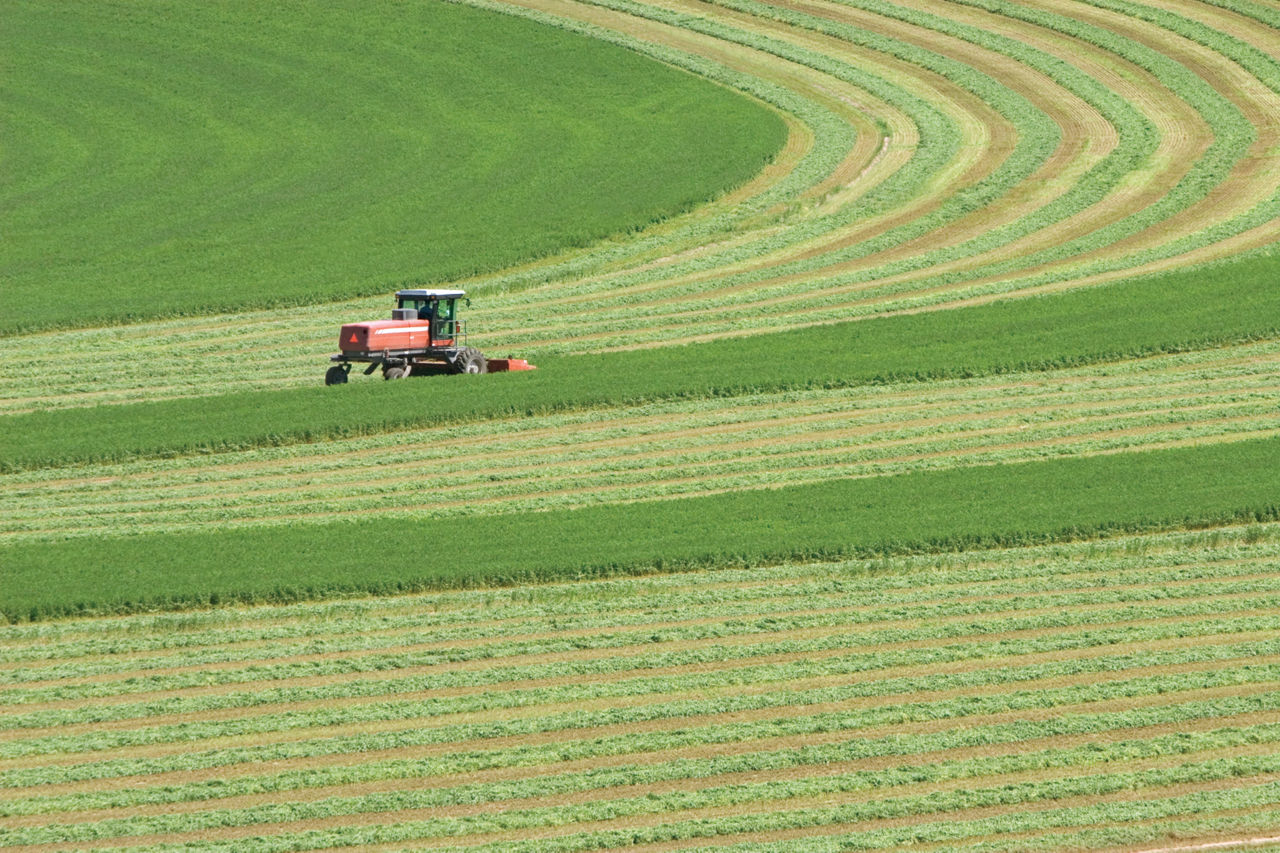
[5,0,1280,409]
[1,0,786,335]
[5,338,1280,543]
[7,0,1280,849]
[4,526,1280,850]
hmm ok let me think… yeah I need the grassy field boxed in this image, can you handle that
[4,433,1280,620]
[3,526,1280,849]
[0,0,785,334]
[1,248,1276,471]
[5,0,1280,848]
[3,338,1277,546]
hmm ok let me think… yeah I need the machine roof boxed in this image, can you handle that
[396,288,466,299]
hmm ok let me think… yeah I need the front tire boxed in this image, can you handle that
[325,365,349,385]
[452,347,487,375]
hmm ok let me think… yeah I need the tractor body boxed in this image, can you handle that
[327,289,534,384]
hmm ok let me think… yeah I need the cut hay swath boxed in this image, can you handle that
[2,525,1280,850]
[4,338,1279,542]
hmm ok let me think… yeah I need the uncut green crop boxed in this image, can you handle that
[5,432,1280,619]
[1,0,785,334]
[3,0,958,400]
[6,0,1279,412]
[5,0,1279,413]
[5,250,1279,475]
[0,0,854,410]
[459,0,864,273]
[4,529,1275,662]
[5,338,1276,541]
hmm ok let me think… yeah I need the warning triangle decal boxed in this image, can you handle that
[349,333,358,343]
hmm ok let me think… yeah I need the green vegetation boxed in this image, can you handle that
[7,0,1280,846]
[2,527,1278,847]
[445,0,1280,355]
[5,338,1276,542]
[0,0,785,334]
[4,434,1279,620]
[4,250,1276,472]
[441,0,1271,355]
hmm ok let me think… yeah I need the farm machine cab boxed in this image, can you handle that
[325,288,534,385]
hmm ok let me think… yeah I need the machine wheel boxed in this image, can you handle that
[452,347,487,375]
[382,364,411,380]
[325,365,349,386]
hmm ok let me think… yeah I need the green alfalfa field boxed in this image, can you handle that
[1,0,786,334]
[4,0,1280,849]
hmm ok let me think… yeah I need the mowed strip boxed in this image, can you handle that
[5,338,1278,542]
[474,0,1280,355]
[5,552,1277,695]
[3,546,1276,665]
[485,0,1136,318]
[1,525,1278,850]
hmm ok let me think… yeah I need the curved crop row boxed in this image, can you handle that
[4,0,1280,410]
[459,0,1266,353]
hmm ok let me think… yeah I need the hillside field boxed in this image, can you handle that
[5,0,1280,849]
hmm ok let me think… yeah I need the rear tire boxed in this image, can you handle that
[325,366,349,385]
[383,364,410,380]
[452,347,487,375]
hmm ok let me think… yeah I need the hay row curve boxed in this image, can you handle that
[4,0,1280,413]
